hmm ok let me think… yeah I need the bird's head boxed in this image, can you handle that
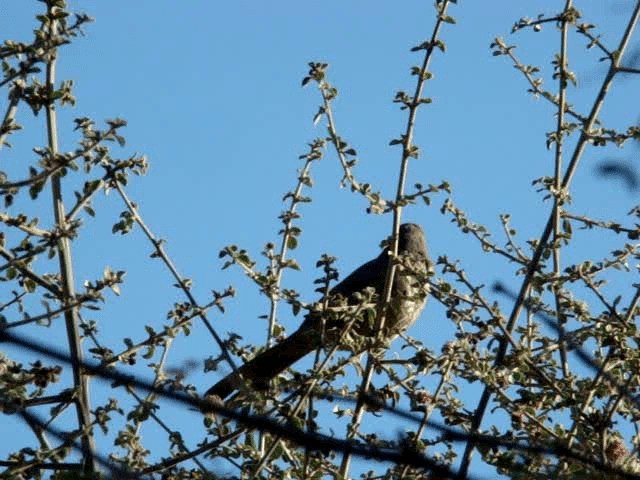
[398,223,427,256]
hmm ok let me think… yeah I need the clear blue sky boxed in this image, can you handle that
[1,1,638,477]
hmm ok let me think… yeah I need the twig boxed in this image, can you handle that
[2,296,90,329]
[552,0,572,380]
[139,429,243,475]
[562,211,640,237]
[0,251,60,293]
[0,212,51,237]
[0,290,27,312]
[66,178,105,222]
[492,38,587,124]
[0,90,19,151]
[340,1,453,476]
[442,198,528,265]
[499,214,529,262]
[112,181,240,377]
[44,6,96,471]
[266,139,322,341]
[100,300,216,367]
[617,66,640,75]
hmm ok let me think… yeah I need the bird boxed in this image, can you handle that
[205,223,429,400]
[596,159,639,192]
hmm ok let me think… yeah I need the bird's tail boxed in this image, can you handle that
[205,326,320,400]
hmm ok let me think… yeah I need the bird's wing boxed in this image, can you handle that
[329,252,388,299]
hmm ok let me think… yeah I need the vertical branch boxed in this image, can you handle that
[398,362,453,479]
[553,0,572,381]
[456,3,640,478]
[44,3,96,472]
[266,143,322,342]
[339,2,453,477]
[254,143,321,462]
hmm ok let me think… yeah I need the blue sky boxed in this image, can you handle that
[1,1,639,477]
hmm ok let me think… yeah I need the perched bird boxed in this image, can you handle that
[206,223,429,400]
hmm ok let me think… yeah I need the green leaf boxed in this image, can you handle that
[24,278,36,293]
[7,267,17,280]
[142,346,155,359]
[433,39,446,52]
